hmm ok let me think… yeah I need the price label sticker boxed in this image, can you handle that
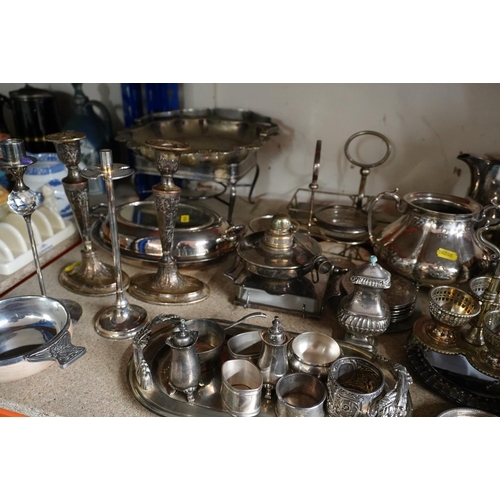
[180,215,190,223]
[64,262,81,272]
[437,248,458,261]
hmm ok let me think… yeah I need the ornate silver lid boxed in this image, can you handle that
[166,319,199,348]
[350,255,391,289]
[262,316,288,345]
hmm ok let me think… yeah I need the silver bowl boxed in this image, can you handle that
[288,332,342,380]
[0,295,86,383]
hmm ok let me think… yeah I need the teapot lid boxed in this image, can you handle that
[166,319,198,348]
[9,84,55,101]
[350,255,391,289]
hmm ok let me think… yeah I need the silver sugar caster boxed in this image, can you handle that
[257,316,292,399]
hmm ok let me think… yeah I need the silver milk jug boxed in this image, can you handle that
[367,190,489,286]
[257,316,292,399]
[165,319,201,404]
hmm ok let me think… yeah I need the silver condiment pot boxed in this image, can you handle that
[165,319,201,404]
[257,316,292,399]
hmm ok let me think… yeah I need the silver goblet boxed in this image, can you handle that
[81,150,148,340]
[46,131,127,296]
[128,139,209,305]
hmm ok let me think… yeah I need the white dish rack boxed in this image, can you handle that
[0,206,77,276]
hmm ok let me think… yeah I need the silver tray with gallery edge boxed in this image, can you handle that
[91,200,246,268]
[116,107,279,174]
[127,317,413,417]
[406,335,500,414]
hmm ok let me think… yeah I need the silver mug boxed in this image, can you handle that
[326,357,385,417]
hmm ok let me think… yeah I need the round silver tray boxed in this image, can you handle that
[116,107,279,169]
[127,319,413,417]
[406,334,500,414]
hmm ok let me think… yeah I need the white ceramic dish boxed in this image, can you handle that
[0,238,14,263]
[5,213,42,246]
[32,210,54,239]
[0,221,28,256]
[39,206,66,231]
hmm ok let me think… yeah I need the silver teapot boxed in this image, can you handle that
[367,190,489,286]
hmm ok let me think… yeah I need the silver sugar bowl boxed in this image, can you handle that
[337,255,391,352]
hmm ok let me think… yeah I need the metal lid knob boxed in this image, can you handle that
[167,319,199,348]
[261,213,298,250]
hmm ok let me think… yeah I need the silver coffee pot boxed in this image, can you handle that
[165,319,201,404]
[257,316,292,399]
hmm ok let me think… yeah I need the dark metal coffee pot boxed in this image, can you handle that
[0,84,60,153]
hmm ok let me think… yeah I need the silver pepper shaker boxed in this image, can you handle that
[337,255,391,353]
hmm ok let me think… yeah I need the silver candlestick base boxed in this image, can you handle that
[128,139,209,305]
[46,131,128,296]
[81,149,148,340]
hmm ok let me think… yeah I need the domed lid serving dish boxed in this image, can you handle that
[93,200,246,267]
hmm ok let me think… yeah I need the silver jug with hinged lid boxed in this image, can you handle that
[165,318,201,404]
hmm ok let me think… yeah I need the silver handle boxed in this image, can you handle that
[367,189,402,245]
[26,330,86,368]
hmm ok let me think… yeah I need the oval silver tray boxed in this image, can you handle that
[127,319,413,417]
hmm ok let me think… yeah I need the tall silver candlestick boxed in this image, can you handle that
[46,131,127,296]
[128,139,209,305]
[0,138,46,295]
[81,150,148,339]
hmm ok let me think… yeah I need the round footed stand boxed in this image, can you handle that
[94,303,149,340]
[128,273,210,305]
[59,253,130,296]
[467,348,500,380]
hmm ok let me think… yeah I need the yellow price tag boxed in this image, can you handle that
[180,215,190,223]
[437,248,458,261]
[64,261,81,272]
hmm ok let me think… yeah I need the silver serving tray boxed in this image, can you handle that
[127,319,413,417]
[116,107,279,169]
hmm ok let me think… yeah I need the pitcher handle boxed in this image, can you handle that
[133,314,181,391]
[367,188,402,245]
[370,354,413,417]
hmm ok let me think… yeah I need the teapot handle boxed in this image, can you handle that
[366,189,402,245]
[88,99,113,143]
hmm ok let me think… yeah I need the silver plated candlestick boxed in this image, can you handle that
[81,150,148,340]
[128,139,209,305]
[46,131,127,296]
[0,138,46,295]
